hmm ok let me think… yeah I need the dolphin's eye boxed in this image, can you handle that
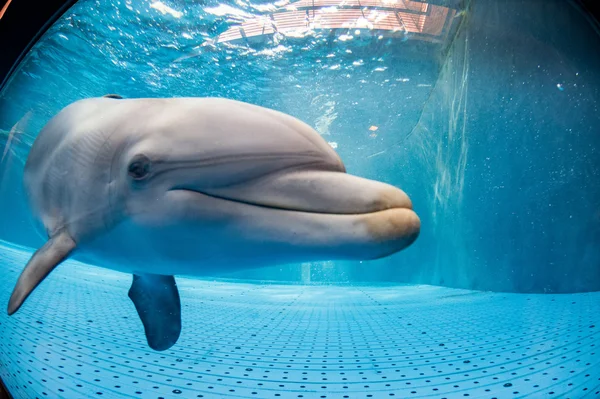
[128,155,151,180]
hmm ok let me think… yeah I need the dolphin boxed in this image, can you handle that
[6,95,420,351]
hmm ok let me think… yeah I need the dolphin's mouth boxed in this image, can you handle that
[179,188,410,216]
[171,170,414,216]
[186,189,333,214]
[164,170,420,259]
[166,186,420,260]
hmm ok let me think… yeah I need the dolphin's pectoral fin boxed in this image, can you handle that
[7,230,76,315]
[128,273,182,351]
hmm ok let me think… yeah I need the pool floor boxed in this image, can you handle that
[0,241,599,399]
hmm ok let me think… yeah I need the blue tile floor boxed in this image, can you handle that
[0,240,599,399]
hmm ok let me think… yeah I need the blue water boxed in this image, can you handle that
[1,0,599,293]
[0,0,600,397]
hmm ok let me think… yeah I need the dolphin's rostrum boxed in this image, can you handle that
[7,95,421,351]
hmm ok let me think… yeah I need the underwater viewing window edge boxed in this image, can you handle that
[0,0,79,92]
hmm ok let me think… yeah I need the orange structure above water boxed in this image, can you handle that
[0,0,13,20]
[217,0,457,44]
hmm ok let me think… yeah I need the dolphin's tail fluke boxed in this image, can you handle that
[7,230,76,315]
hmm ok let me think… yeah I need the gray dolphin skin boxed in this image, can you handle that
[7,95,420,351]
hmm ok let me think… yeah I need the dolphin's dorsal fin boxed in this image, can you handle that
[128,273,182,351]
[103,94,123,99]
[7,230,76,315]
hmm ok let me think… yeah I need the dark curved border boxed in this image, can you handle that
[578,0,600,18]
[0,0,79,92]
[574,0,600,34]
[0,377,11,399]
